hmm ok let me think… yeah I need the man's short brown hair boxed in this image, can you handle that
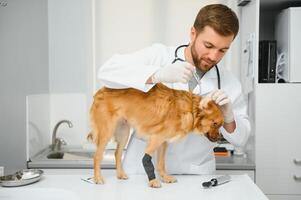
[193,4,239,38]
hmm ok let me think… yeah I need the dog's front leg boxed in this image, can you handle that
[143,135,165,188]
[157,142,177,183]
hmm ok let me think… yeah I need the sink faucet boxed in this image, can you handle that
[51,120,73,151]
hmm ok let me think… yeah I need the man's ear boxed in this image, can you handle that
[190,27,197,42]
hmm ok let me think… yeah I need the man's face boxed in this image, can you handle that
[190,26,234,72]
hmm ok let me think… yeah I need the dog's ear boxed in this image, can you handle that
[199,93,212,109]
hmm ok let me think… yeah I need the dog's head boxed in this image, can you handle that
[193,96,224,142]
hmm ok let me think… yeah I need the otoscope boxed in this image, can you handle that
[202,175,231,188]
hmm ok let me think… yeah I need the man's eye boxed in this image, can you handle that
[205,44,213,48]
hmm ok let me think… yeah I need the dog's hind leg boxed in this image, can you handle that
[157,142,177,183]
[114,119,130,180]
[93,117,118,184]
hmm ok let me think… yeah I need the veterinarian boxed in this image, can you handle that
[98,4,250,175]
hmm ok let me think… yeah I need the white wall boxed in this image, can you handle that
[0,0,49,174]
[48,0,93,95]
[224,0,241,77]
[47,0,93,148]
[160,0,226,45]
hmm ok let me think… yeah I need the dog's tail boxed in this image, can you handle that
[88,104,100,144]
[87,131,94,143]
[88,89,106,145]
[87,121,99,144]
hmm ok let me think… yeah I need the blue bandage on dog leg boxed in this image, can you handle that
[142,153,156,181]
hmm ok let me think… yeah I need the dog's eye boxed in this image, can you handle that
[212,122,218,128]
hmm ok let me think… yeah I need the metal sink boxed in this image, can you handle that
[47,152,64,159]
[28,145,122,169]
[46,151,94,159]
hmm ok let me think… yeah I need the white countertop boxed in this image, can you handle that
[0,169,267,200]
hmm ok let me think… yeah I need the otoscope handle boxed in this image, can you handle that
[202,175,231,188]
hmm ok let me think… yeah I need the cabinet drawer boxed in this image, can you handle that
[216,170,255,181]
[267,194,301,200]
[257,168,301,194]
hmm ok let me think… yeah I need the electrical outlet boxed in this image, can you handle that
[0,166,4,176]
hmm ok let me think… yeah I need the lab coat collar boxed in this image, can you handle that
[204,66,219,78]
[172,73,217,96]
[193,67,219,96]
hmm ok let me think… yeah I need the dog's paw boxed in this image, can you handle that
[148,179,161,188]
[117,172,128,180]
[161,175,177,183]
[94,176,105,184]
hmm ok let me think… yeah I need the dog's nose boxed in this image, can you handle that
[206,131,220,142]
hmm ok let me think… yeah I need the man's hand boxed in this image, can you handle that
[210,90,234,123]
[152,62,195,84]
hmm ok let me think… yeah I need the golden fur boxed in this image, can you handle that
[88,83,224,187]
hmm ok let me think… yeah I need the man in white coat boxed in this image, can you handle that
[98,4,250,176]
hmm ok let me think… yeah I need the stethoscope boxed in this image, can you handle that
[172,44,221,90]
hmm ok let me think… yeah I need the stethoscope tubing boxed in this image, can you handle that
[172,44,221,89]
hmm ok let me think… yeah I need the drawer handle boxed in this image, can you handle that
[293,159,301,165]
[293,175,301,181]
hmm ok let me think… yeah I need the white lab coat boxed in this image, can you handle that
[98,43,251,175]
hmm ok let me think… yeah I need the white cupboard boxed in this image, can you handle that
[255,84,301,195]
[238,0,301,198]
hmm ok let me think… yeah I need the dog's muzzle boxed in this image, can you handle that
[205,131,221,142]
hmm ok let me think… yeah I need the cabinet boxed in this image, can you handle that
[238,0,301,197]
[252,0,301,198]
[267,195,301,200]
[255,84,301,195]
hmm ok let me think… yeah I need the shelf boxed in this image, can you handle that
[261,0,301,11]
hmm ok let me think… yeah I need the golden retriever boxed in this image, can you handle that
[88,83,224,188]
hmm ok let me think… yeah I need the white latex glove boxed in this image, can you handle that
[210,90,234,123]
[152,62,195,84]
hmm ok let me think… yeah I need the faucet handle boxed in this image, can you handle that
[52,138,67,151]
[56,137,67,146]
